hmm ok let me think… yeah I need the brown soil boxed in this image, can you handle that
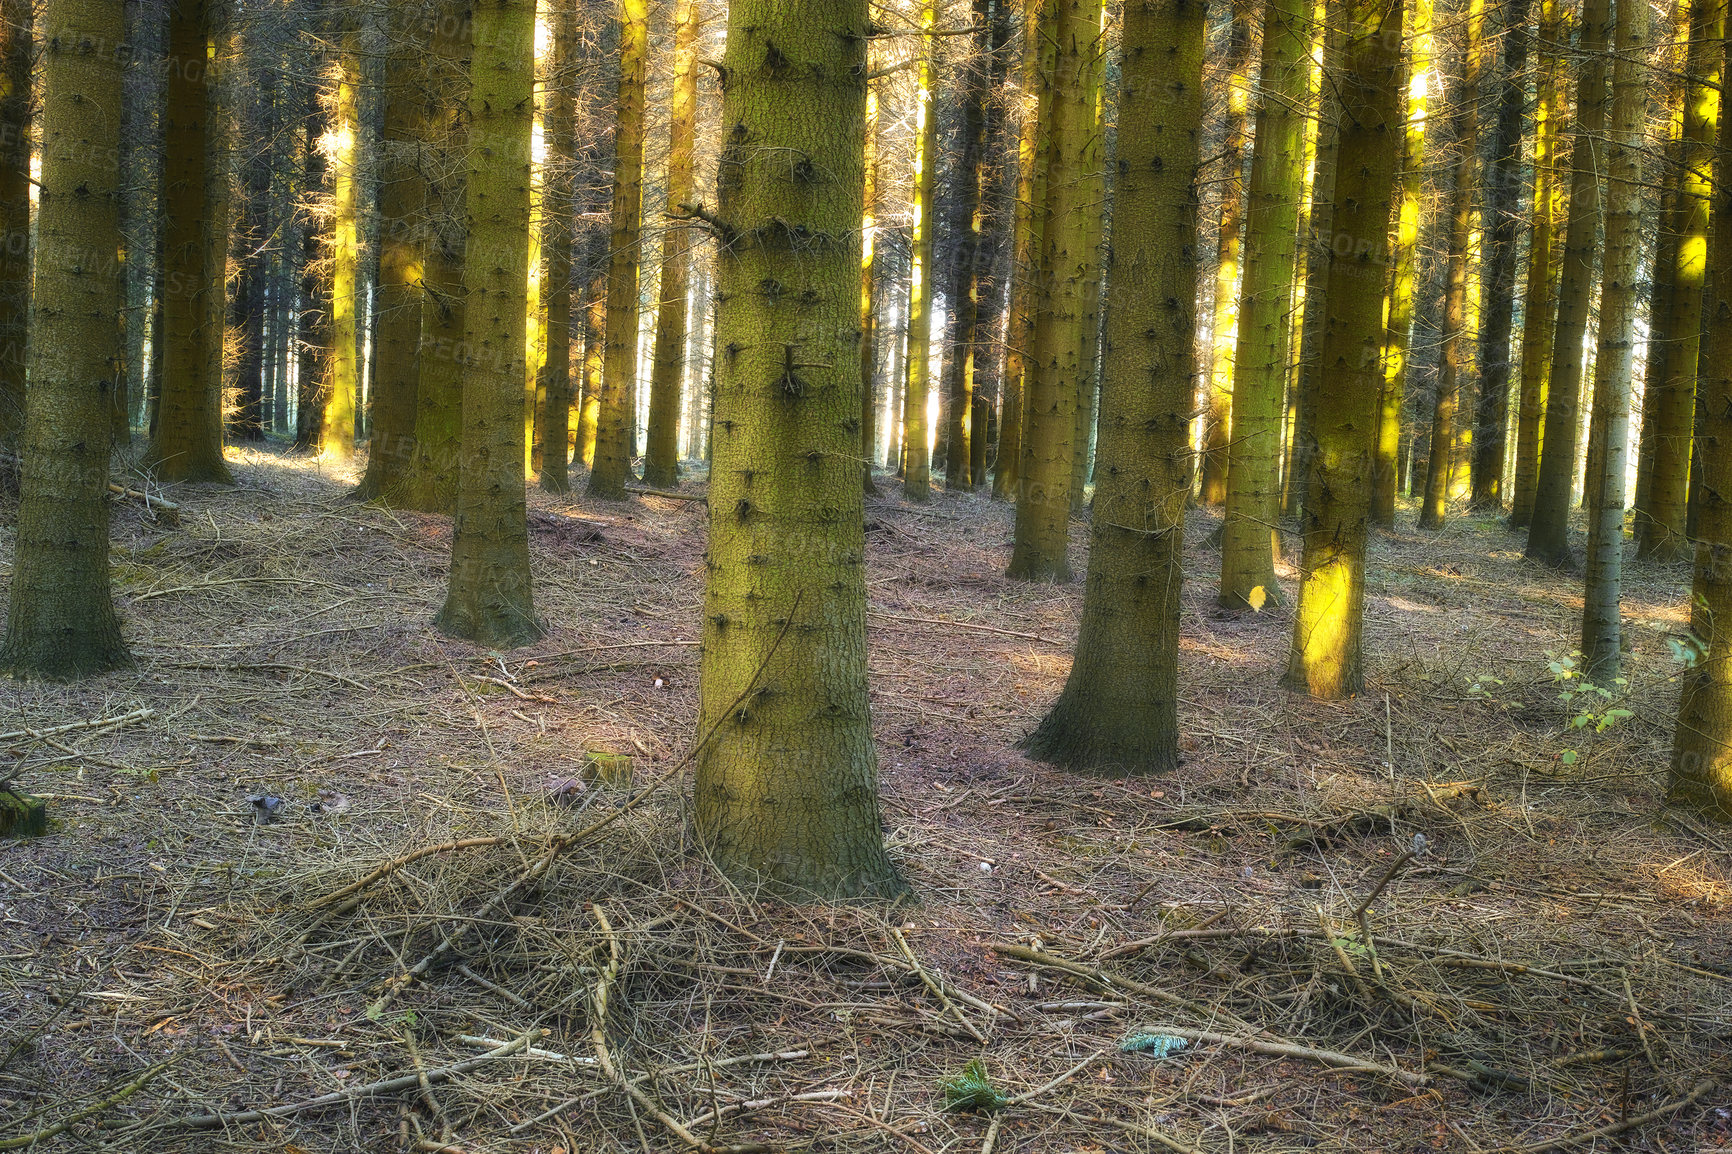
[0,447,1727,1153]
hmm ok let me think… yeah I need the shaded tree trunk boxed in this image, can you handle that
[0,0,30,455]
[901,0,939,501]
[538,0,578,495]
[643,0,698,489]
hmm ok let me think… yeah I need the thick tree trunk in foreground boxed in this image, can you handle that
[1220,0,1307,607]
[145,0,234,483]
[643,0,698,489]
[1284,0,1404,698]
[1022,0,1204,773]
[0,0,29,452]
[435,0,542,648]
[587,0,647,500]
[1526,0,1610,567]
[1,0,132,677]
[1007,0,1099,581]
[901,0,939,502]
[1579,0,1646,678]
[696,0,905,899]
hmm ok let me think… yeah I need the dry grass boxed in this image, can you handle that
[0,445,1727,1153]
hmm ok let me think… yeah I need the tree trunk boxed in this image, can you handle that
[696,0,906,899]
[901,0,940,502]
[1470,0,1530,511]
[0,0,30,455]
[1220,0,1307,606]
[1022,0,1205,772]
[1199,1,1254,506]
[1,0,132,677]
[1579,0,1647,677]
[1007,0,1099,581]
[1525,0,1609,566]
[145,0,234,483]
[319,25,361,463]
[1283,0,1405,698]
[587,0,647,499]
[1638,0,1721,560]
[1068,22,1107,515]
[643,0,698,489]
[1372,0,1432,527]
[434,0,543,647]
[1418,0,1484,531]
[860,83,881,494]
[537,0,578,495]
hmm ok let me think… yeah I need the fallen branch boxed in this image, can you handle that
[310,837,509,909]
[1490,1079,1717,1153]
[1021,1101,1203,1154]
[0,707,155,744]
[891,927,987,1043]
[508,1049,810,1135]
[990,942,1248,1027]
[867,610,1068,648]
[626,485,707,502]
[684,1089,849,1129]
[168,661,370,691]
[0,1059,172,1150]
[1126,1025,1431,1087]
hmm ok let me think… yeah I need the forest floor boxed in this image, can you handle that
[0,444,1729,1154]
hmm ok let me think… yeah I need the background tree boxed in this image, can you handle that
[0,0,28,456]
[537,0,579,495]
[695,0,905,899]
[901,0,939,501]
[1,0,132,677]
[643,0,699,490]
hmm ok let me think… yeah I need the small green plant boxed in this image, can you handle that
[1545,651,1633,765]
[941,1060,1009,1113]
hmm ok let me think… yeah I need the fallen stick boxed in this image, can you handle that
[0,1059,172,1150]
[168,661,370,691]
[109,481,180,524]
[0,707,155,744]
[626,485,707,502]
[166,1029,540,1129]
[1126,1025,1430,1087]
[683,1089,850,1129]
[1490,1079,1717,1153]
[867,610,1068,648]
[990,942,1248,1028]
[892,927,987,1043]
[311,838,509,909]
[1021,1101,1202,1154]
[507,1049,810,1135]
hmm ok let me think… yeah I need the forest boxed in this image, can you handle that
[0,0,1729,1149]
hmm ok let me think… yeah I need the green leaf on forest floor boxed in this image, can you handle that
[1120,1033,1190,1059]
[1560,750,1578,766]
[941,1059,1008,1113]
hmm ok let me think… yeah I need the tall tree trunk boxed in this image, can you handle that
[576,263,605,467]
[1007,0,1098,580]
[1580,0,1647,677]
[1068,17,1107,514]
[1470,0,1531,510]
[696,0,906,899]
[587,0,647,499]
[538,0,578,494]
[1,0,131,676]
[322,25,362,462]
[0,0,30,455]
[860,83,881,494]
[901,0,939,501]
[1638,0,1722,559]
[1220,0,1308,606]
[1023,0,1205,771]
[1418,0,1484,531]
[1526,0,1610,566]
[400,0,468,515]
[993,0,1052,500]
[1199,2,1254,506]
[1284,0,1405,698]
[145,0,234,483]
[1670,19,1732,820]
[435,0,542,647]
[355,23,422,502]
[1372,0,1432,526]
[643,0,698,488]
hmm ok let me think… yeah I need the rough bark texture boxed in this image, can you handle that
[1525,0,1609,566]
[321,28,361,462]
[434,0,543,648]
[901,0,939,502]
[587,0,647,500]
[643,0,698,489]
[1007,0,1098,581]
[145,0,234,483]
[537,0,577,495]
[1199,2,1253,507]
[1022,0,1204,773]
[1220,0,1307,608]
[1,0,132,677]
[860,86,880,493]
[1510,0,1564,527]
[1283,0,1404,698]
[695,0,906,899]
[1638,0,1722,560]
[0,0,29,452]
[1579,0,1646,678]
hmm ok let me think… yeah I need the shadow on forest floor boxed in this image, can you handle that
[0,444,1727,1152]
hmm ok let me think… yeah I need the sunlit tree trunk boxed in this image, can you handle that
[1526,0,1609,566]
[588,0,648,499]
[0,0,29,454]
[1220,0,1307,606]
[1199,1,1254,506]
[1470,0,1530,511]
[320,26,361,463]
[1580,0,1647,676]
[643,0,698,488]
[538,0,577,493]
[1509,0,1565,526]
[860,83,881,494]
[696,0,905,898]
[145,0,234,483]
[576,262,605,467]
[1068,10,1107,513]
[1284,0,1404,698]
[1639,0,1722,559]
[1418,0,1484,530]
[1008,0,1098,580]
[1372,0,1430,526]
[435,0,543,647]
[1,0,131,676]
[901,0,939,501]
[1023,0,1204,771]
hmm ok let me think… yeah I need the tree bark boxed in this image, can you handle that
[696,0,906,899]
[0,0,31,455]
[901,0,940,502]
[643,0,698,489]
[321,25,361,463]
[860,84,881,494]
